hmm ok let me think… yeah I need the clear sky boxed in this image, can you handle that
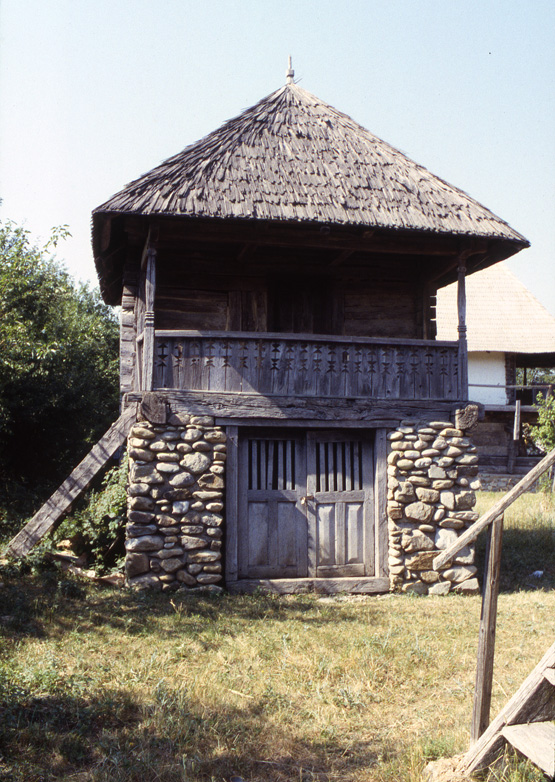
[1,0,554,314]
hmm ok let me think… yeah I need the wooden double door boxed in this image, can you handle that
[237,430,375,581]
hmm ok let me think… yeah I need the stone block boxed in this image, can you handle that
[196,573,222,584]
[434,528,458,550]
[442,565,477,583]
[405,502,434,522]
[428,581,451,595]
[204,431,227,443]
[128,573,162,590]
[402,531,435,552]
[125,553,150,577]
[202,512,223,527]
[394,482,416,502]
[454,578,480,594]
[454,491,476,510]
[176,569,197,585]
[169,472,195,488]
[188,551,221,563]
[172,501,190,515]
[415,487,439,504]
[160,558,185,573]
[128,510,155,525]
[193,441,212,452]
[126,524,158,537]
[129,447,155,462]
[180,453,212,474]
[440,491,455,510]
[131,426,156,440]
[402,581,428,595]
[198,473,225,489]
[156,462,180,474]
[180,536,206,550]
[125,535,165,552]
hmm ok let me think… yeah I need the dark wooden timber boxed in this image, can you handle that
[471,514,504,742]
[124,390,459,424]
[142,247,157,391]
[226,576,390,595]
[457,258,468,400]
[5,407,137,558]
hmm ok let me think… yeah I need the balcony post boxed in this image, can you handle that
[457,256,469,400]
[142,247,157,391]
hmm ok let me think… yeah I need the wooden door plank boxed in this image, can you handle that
[502,722,555,778]
[224,426,239,582]
[5,406,137,558]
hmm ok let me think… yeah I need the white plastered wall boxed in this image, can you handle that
[468,352,508,405]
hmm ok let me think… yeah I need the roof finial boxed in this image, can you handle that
[286,55,295,84]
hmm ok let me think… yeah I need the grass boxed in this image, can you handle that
[0,491,553,781]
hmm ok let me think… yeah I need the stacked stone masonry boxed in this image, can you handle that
[125,413,225,591]
[387,419,481,595]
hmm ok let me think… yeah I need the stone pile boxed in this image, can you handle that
[387,419,481,595]
[125,414,225,591]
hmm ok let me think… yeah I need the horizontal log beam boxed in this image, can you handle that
[124,390,457,424]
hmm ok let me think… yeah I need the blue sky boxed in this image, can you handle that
[1,0,554,313]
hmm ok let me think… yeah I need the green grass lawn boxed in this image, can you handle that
[0,491,553,782]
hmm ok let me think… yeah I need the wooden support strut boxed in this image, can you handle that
[4,406,137,559]
[457,255,469,401]
[471,513,504,742]
[142,247,157,391]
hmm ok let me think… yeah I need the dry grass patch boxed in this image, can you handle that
[0,569,553,782]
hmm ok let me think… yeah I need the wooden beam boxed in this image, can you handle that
[471,514,504,742]
[4,406,137,558]
[142,247,156,391]
[461,642,555,774]
[457,257,469,400]
[126,390,456,424]
[433,447,555,570]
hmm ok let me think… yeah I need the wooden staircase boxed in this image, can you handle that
[459,642,555,778]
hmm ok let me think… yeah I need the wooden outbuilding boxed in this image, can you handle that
[89,74,528,594]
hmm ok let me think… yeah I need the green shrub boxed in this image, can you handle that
[53,456,128,574]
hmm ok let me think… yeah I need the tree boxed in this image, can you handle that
[0,220,119,519]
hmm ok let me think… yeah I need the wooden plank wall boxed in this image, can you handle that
[153,256,426,340]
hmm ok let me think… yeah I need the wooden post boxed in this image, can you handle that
[457,257,469,401]
[142,247,156,391]
[471,513,504,742]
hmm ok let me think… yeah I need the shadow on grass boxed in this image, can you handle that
[0,569,381,644]
[0,679,385,782]
[475,525,555,593]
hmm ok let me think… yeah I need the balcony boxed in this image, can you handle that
[150,331,462,402]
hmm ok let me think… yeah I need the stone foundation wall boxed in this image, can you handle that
[387,419,481,595]
[125,414,225,591]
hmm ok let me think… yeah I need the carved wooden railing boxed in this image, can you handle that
[153,330,461,401]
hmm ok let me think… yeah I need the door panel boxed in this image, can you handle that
[237,430,374,581]
[238,435,307,579]
[307,433,374,578]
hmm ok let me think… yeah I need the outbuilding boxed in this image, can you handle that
[88,75,528,594]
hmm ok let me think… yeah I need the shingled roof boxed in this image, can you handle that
[93,82,528,244]
[437,264,555,354]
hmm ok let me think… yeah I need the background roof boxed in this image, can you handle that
[436,264,555,354]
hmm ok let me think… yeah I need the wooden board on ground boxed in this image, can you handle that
[501,722,555,778]
[4,406,137,558]
[226,577,390,595]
